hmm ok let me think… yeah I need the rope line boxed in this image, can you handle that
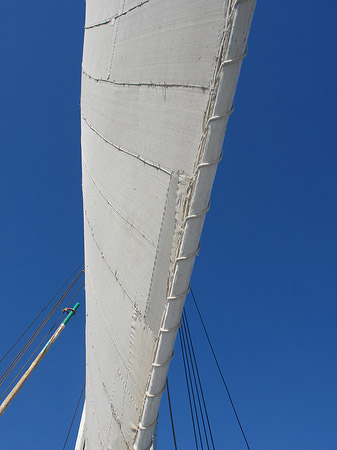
[190,288,251,450]
[180,325,204,449]
[62,383,85,450]
[0,270,84,390]
[0,281,84,403]
[166,378,178,450]
[183,310,216,450]
[181,317,208,450]
[179,328,199,450]
[0,262,83,365]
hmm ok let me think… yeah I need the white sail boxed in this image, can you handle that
[80,1,256,448]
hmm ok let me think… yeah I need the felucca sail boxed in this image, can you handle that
[77,1,256,448]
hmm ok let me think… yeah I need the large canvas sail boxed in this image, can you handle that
[77,1,256,449]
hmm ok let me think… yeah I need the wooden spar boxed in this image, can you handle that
[0,302,80,417]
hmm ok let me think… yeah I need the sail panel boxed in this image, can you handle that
[84,0,226,86]
[81,74,208,174]
[82,119,171,263]
[80,0,256,448]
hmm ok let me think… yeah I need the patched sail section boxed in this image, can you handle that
[80,0,256,448]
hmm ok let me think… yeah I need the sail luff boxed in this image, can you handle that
[133,1,256,448]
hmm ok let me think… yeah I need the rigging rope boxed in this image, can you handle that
[62,383,85,450]
[179,327,199,450]
[190,288,251,450]
[181,316,207,450]
[0,262,83,365]
[183,310,215,450]
[0,270,84,390]
[0,281,84,403]
[166,377,178,450]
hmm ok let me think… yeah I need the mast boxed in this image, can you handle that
[0,303,80,416]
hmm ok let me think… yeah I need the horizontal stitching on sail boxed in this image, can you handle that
[83,158,156,248]
[115,0,149,19]
[85,17,111,29]
[82,69,209,91]
[82,114,172,176]
[85,0,149,29]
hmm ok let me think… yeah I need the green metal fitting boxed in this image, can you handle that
[62,302,80,326]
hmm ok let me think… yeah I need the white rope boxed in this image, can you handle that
[176,245,200,262]
[152,352,174,368]
[160,319,182,334]
[138,415,159,430]
[145,385,166,399]
[167,286,190,301]
[220,47,248,69]
[196,151,223,170]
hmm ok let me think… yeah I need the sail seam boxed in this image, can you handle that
[85,17,111,30]
[87,370,132,450]
[86,377,105,449]
[85,0,150,29]
[88,286,145,418]
[107,0,124,79]
[121,308,135,430]
[117,365,141,415]
[144,173,172,320]
[82,114,172,175]
[86,267,131,373]
[84,209,157,339]
[87,263,147,419]
[83,158,156,248]
[82,68,209,91]
[84,210,137,310]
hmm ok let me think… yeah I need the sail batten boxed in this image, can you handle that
[80,0,256,448]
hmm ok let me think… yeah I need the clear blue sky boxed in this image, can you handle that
[0,1,336,449]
